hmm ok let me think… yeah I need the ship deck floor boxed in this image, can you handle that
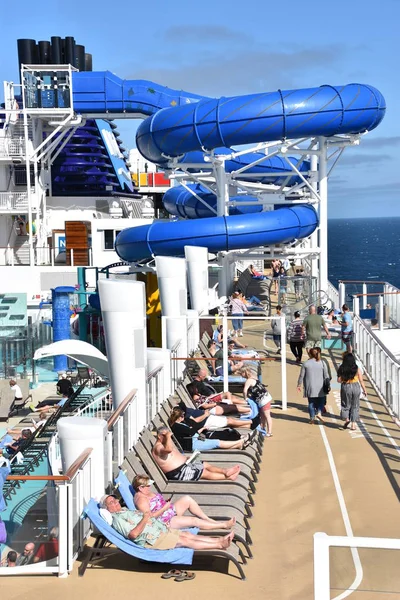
[2,314,400,599]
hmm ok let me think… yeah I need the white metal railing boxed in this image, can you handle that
[0,245,93,267]
[170,339,183,393]
[0,190,37,211]
[327,280,340,308]
[106,389,138,486]
[63,453,93,574]
[354,315,400,418]
[0,137,25,157]
[384,283,400,326]
[1,450,93,577]
[314,532,400,599]
[146,365,164,423]
[74,389,112,421]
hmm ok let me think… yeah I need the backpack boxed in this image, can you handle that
[247,380,268,403]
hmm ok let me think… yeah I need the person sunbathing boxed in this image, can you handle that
[101,494,234,551]
[192,368,249,407]
[132,474,236,531]
[186,382,251,416]
[152,427,241,482]
[169,408,249,452]
[7,412,48,436]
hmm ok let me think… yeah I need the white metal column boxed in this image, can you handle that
[309,152,319,279]
[318,137,328,293]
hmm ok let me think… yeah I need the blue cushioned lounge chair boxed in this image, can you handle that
[79,499,246,579]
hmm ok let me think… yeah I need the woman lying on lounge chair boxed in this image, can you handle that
[132,474,236,531]
[101,495,234,551]
[169,408,250,452]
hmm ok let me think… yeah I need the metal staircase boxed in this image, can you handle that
[12,235,32,265]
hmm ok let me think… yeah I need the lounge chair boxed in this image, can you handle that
[174,384,263,455]
[114,469,253,558]
[79,498,246,579]
[133,437,254,509]
[123,450,252,521]
[120,455,250,525]
[152,410,260,476]
[141,428,256,492]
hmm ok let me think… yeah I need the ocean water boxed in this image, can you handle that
[328,217,400,292]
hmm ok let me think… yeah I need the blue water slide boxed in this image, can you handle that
[72,72,386,261]
[115,205,318,262]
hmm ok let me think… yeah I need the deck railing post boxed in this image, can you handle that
[313,533,330,600]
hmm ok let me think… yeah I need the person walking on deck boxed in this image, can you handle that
[287,311,305,363]
[229,291,248,337]
[337,353,367,430]
[271,305,283,354]
[297,347,329,424]
[339,304,353,353]
[302,305,331,351]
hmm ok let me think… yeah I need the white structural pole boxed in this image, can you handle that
[218,253,235,300]
[362,283,367,310]
[156,256,188,376]
[215,159,230,298]
[339,282,345,308]
[309,152,319,279]
[313,533,331,600]
[353,296,360,316]
[147,348,172,406]
[98,279,147,435]
[215,158,229,217]
[222,311,229,393]
[57,417,107,500]
[379,295,384,330]
[185,245,209,314]
[318,137,328,293]
[23,110,34,266]
[280,315,287,410]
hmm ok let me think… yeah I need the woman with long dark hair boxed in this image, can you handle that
[297,347,329,424]
[337,353,367,430]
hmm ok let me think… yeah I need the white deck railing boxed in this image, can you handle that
[146,365,164,423]
[0,191,37,211]
[327,280,340,308]
[314,532,400,599]
[354,315,400,418]
[0,137,25,157]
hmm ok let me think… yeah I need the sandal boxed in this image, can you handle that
[175,570,196,582]
[161,569,182,579]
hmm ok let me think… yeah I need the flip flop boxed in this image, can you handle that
[174,570,196,582]
[161,569,182,579]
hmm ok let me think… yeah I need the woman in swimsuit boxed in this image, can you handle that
[132,474,235,530]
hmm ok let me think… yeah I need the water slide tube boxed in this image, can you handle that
[115,204,318,263]
[72,73,386,261]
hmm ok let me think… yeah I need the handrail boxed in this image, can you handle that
[64,447,93,480]
[6,475,68,481]
[6,447,93,482]
[147,365,163,381]
[107,388,137,430]
[339,280,387,284]
[354,314,400,364]
[352,291,400,297]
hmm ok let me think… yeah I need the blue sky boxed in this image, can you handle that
[0,0,399,217]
